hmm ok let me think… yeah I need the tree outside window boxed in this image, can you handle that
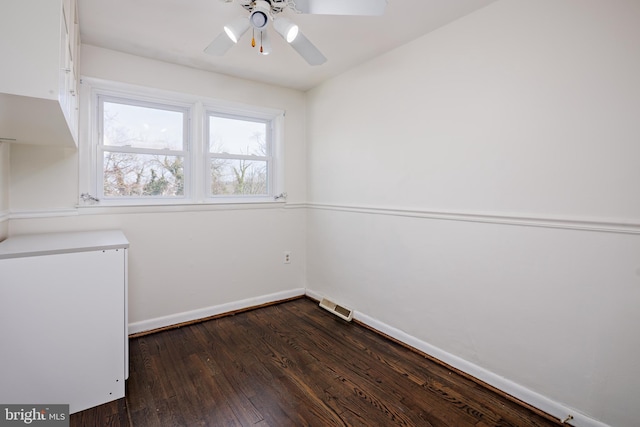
[208,114,270,197]
[85,80,282,206]
[100,99,187,199]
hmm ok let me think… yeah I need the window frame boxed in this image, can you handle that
[204,109,274,200]
[79,77,285,208]
[96,94,192,202]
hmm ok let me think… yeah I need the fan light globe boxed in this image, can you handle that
[274,18,299,43]
[250,11,268,29]
[223,17,250,43]
[286,25,299,43]
[249,1,271,29]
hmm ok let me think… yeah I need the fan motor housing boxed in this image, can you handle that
[249,1,272,29]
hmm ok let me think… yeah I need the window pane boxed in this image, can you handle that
[210,159,267,195]
[103,152,184,197]
[209,116,267,156]
[103,101,185,150]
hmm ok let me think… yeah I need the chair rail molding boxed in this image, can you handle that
[6,203,640,235]
[305,202,640,235]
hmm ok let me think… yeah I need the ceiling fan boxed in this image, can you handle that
[205,0,387,65]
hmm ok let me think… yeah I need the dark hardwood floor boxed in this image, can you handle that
[71,297,562,427]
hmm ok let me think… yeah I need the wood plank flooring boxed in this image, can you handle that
[71,297,563,427]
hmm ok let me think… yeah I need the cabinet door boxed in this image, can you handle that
[0,249,126,413]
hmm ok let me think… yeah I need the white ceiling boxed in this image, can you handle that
[78,0,497,91]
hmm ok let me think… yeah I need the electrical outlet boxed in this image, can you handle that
[283,251,291,264]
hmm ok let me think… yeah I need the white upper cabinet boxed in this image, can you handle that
[0,0,80,147]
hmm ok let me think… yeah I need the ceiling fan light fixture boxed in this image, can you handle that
[249,1,271,30]
[273,17,299,43]
[223,17,250,43]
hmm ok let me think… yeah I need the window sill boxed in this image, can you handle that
[76,199,288,215]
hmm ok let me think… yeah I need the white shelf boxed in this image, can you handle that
[0,230,129,259]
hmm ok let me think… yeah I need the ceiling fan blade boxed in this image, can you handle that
[293,0,387,16]
[204,32,235,56]
[289,31,327,66]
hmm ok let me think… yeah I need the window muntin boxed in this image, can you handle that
[98,96,189,200]
[207,114,271,197]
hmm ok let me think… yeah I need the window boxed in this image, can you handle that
[81,78,284,206]
[206,113,271,197]
[98,97,189,200]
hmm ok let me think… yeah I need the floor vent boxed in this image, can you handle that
[319,298,353,322]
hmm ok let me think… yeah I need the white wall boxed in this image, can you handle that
[9,144,78,211]
[6,2,640,424]
[306,1,640,426]
[8,45,308,329]
[0,142,8,239]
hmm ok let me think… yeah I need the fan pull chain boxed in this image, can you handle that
[260,31,264,53]
[251,28,256,47]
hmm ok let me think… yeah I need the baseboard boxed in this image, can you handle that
[127,287,610,426]
[305,289,609,427]
[128,288,305,335]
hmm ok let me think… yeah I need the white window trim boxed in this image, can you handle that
[96,94,192,203]
[78,77,285,208]
[204,109,273,201]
